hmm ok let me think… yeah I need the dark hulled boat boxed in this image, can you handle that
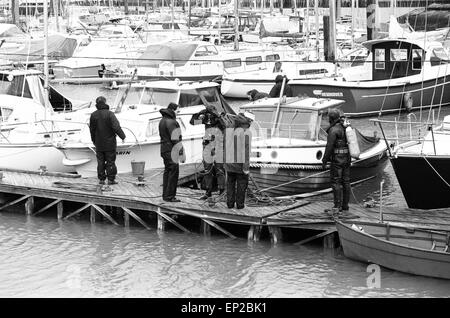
[289,38,450,117]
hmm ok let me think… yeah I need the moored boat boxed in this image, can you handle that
[374,114,450,210]
[242,97,388,197]
[288,38,450,117]
[336,220,450,280]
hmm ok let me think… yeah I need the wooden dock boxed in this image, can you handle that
[0,168,449,247]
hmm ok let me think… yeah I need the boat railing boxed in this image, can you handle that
[370,115,441,156]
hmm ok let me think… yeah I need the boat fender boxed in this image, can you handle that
[344,120,360,159]
[402,92,413,112]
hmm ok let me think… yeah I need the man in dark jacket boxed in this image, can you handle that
[222,112,254,209]
[190,104,226,200]
[89,96,126,185]
[269,75,293,98]
[247,89,270,101]
[321,108,351,212]
[159,102,184,202]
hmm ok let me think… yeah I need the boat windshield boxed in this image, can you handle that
[116,87,179,107]
[251,108,319,141]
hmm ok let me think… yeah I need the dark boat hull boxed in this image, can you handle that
[250,150,388,197]
[390,154,450,209]
[290,75,450,117]
[336,220,450,280]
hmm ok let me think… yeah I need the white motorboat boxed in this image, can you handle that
[242,97,388,197]
[221,61,336,98]
[129,40,302,82]
[55,80,233,177]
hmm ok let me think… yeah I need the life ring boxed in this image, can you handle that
[402,92,413,113]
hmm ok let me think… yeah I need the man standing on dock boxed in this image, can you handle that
[89,96,126,185]
[159,102,184,202]
[321,109,351,213]
[190,104,226,200]
[223,112,254,209]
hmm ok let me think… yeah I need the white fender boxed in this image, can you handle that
[346,126,360,159]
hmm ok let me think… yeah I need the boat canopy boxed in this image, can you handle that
[135,43,198,67]
[0,24,25,38]
[398,4,450,31]
[1,34,78,62]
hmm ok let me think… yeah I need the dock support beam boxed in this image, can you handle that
[269,226,282,244]
[0,195,30,212]
[122,207,151,230]
[248,225,262,242]
[57,201,63,219]
[33,199,62,216]
[25,197,34,215]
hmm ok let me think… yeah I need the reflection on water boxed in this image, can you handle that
[0,84,447,297]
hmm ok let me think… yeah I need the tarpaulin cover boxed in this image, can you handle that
[2,34,78,62]
[259,17,302,39]
[355,128,380,153]
[0,24,25,38]
[398,5,450,31]
[135,43,198,67]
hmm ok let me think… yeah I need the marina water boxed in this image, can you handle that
[1,84,449,297]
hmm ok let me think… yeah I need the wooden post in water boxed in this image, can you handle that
[323,232,336,249]
[123,208,130,228]
[25,197,34,215]
[90,206,96,224]
[57,201,63,219]
[247,225,262,241]
[269,226,282,244]
[157,207,166,231]
[314,0,320,60]
[201,220,211,237]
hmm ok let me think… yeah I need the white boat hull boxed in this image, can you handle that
[58,138,204,177]
[0,143,75,173]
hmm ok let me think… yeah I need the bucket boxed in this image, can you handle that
[131,161,145,176]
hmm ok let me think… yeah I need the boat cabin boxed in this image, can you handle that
[364,39,449,81]
[0,69,76,111]
[112,80,233,114]
[240,97,344,143]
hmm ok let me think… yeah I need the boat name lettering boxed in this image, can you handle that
[313,90,343,98]
[116,151,131,155]
[191,61,211,66]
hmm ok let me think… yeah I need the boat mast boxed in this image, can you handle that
[329,0,337,72]
[44,0,49,119]
[171,0,174,30]
[305,0,310,60]
[234,0,239,50]
[218,0,221,45]
[314,0,319,60]
[351,0,355,49]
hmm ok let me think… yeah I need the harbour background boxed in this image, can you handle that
[1,83,450,297]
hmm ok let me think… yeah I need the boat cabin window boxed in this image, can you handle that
[412,49,423,70]
[145,119,160,137]
[430,48,450,66]
[390,49,408,62]
[223,58,242,69]
[118,87,179,107]
[195,46,218,57]
[266,54,280,62]
[374,49,385,70]
[197,87,222,110]
[0,107,13,122]
[179,89,204,107]
[245,56,263,66]
[0,74,32,99]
